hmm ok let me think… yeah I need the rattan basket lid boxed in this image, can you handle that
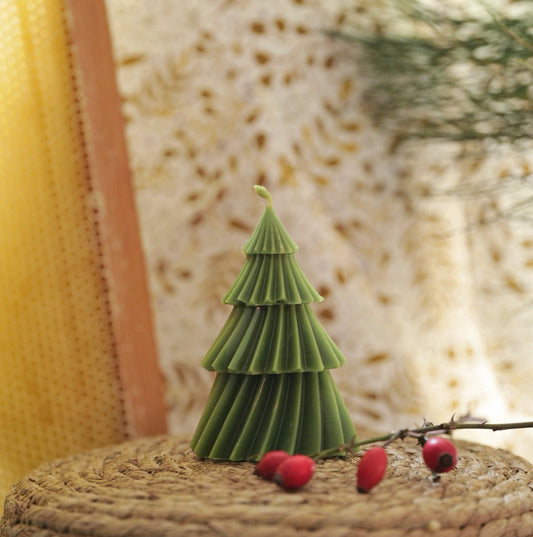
[2,433,533,536]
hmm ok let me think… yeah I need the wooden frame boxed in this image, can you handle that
[65,0,168,436]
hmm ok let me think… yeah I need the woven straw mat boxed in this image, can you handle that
[2,433,533,537]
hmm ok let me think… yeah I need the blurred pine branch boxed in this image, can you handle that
[331,0,533,144]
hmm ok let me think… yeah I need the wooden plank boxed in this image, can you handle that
[64,0,168,436]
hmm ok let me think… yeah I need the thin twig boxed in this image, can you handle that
[313,419,533,459]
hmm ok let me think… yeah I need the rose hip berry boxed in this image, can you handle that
[356,446,388,493]
[254,450,291,481]
[274,454,315,491]
[422,436,458,473]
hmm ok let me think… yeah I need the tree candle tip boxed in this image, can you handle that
[254,185,273,206]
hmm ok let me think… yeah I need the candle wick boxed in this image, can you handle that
[253,185,273,207]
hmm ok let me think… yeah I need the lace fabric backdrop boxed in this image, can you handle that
[105,0,533,460]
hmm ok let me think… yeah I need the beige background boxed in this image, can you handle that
[105,0,533,460]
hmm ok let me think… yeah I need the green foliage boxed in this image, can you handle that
[332,0,533,143]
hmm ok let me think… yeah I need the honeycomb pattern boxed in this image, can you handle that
[106,0,533,460]
[0,1,127,500]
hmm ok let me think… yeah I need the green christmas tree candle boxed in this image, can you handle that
[191,186,356,460]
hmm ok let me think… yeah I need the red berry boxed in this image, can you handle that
[274,455,315,491]
[357,446,388,493]
[254,450,290,481]
[422,437,457,473]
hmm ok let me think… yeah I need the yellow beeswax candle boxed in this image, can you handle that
[0,0,166,501]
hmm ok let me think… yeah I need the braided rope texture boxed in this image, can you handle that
[2,434,533,536]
